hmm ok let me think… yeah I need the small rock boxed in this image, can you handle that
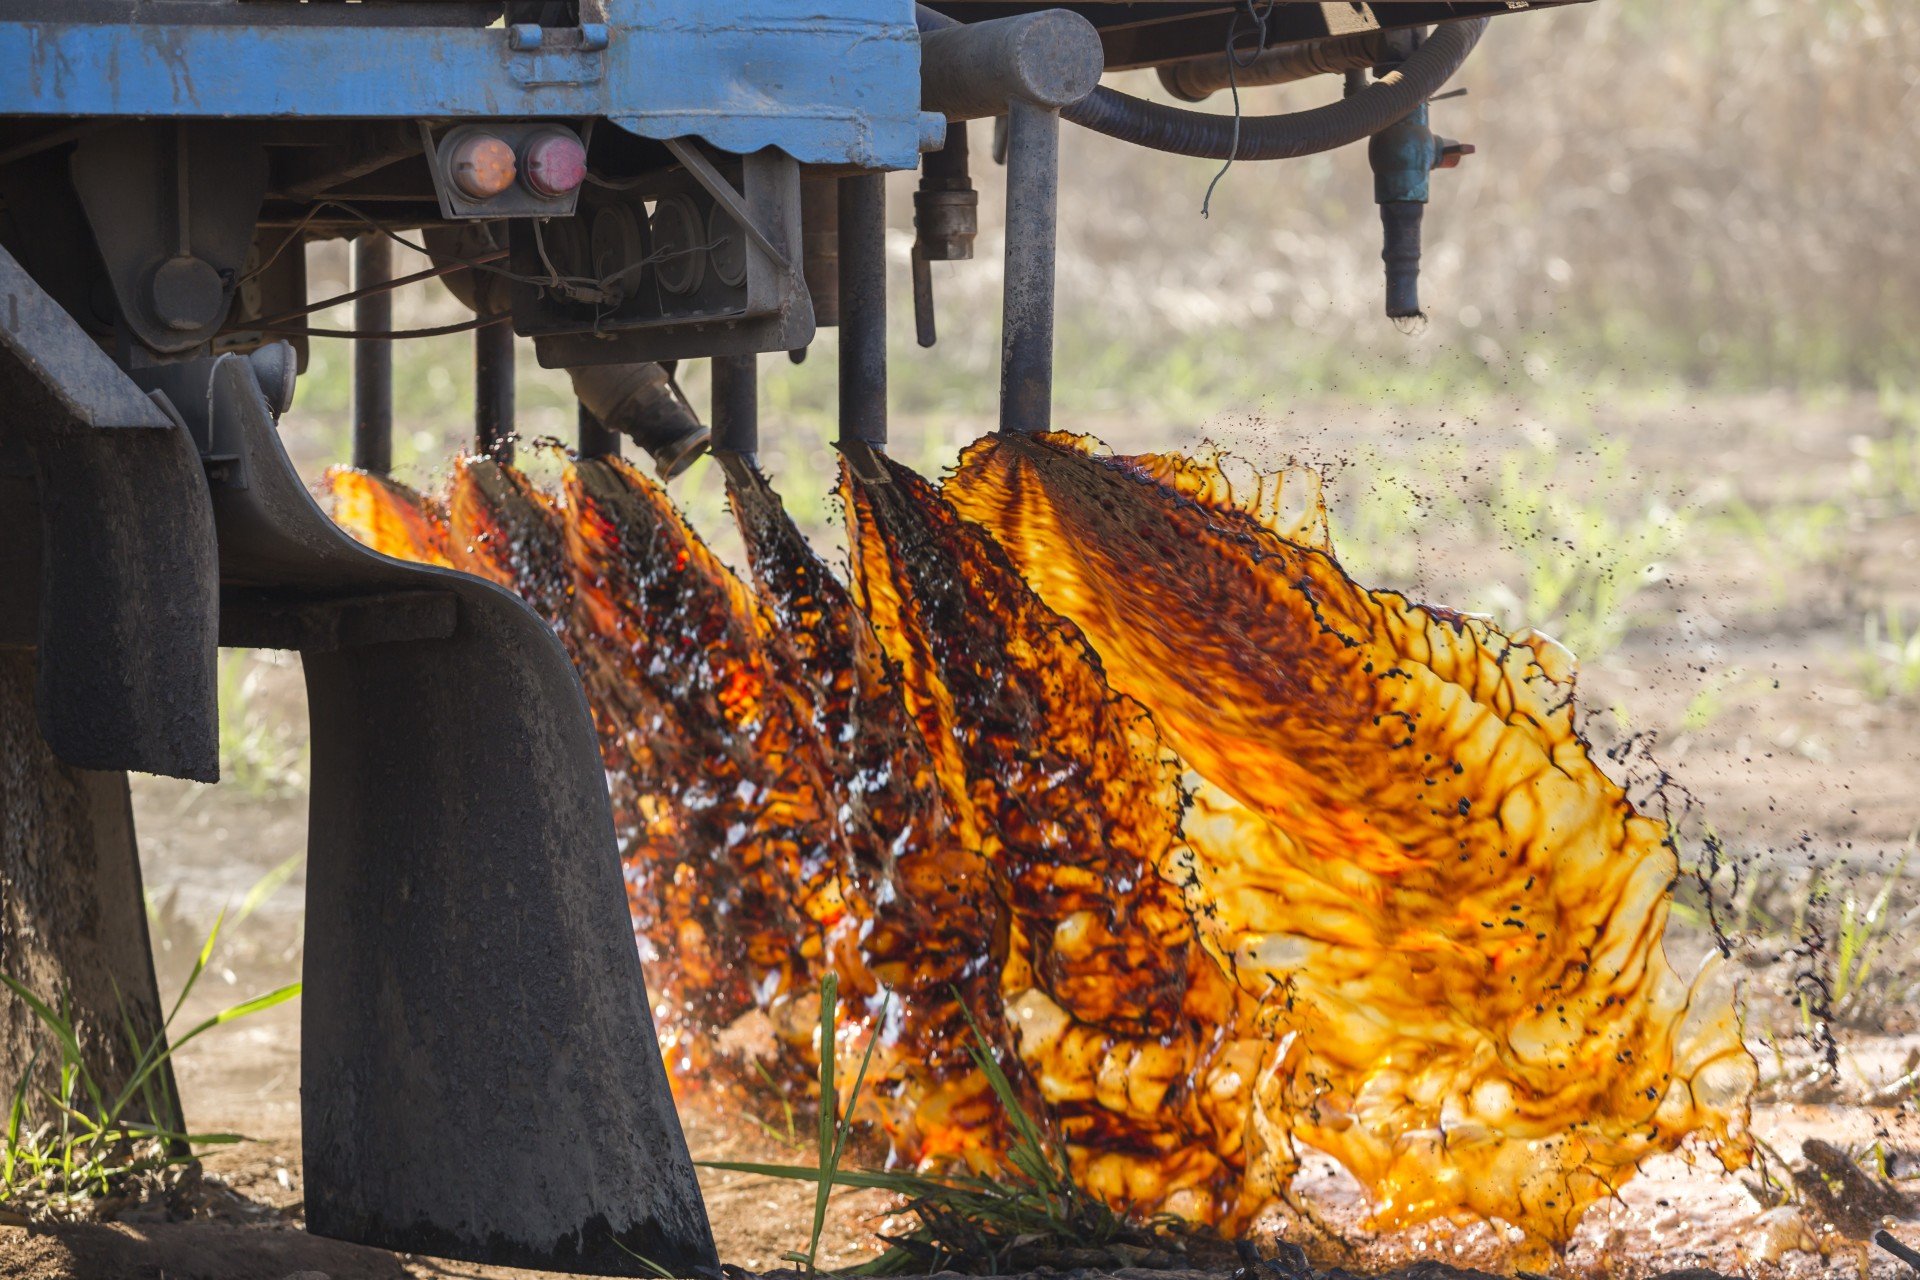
[1745,1205,1821,1265]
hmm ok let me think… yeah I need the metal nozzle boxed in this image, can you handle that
[565,361,709,479]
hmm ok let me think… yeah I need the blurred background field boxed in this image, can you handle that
[129,0,1918,1268]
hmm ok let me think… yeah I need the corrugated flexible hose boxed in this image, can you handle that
[916,7,1488,162]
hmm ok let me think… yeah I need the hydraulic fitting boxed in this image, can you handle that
[1368,97,1473,320]
[914,121,977,263]
[911,121,978,348]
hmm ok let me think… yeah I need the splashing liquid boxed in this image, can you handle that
[329,458,855,1084]
[565,457,866,1074]
[942,432,1754,1240]
[724,462,1000,1159]
[843,454,1257,1214]
[325,469,454,567]
[326,433,1754,1248]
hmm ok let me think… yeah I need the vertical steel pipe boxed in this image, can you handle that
[711,354,758,458]
[916,9,1099,437]
[474,319,515,464]
[800,174,841,329]
[351,235,392,474]
[576,402,621,459]
[837,173,887,448]
[999,98,1059,435]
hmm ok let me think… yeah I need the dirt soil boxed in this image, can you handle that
[5,393,1918,1279]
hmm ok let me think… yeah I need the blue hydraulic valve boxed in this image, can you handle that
[1369,97,1474,320]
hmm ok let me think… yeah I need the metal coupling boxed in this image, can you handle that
[1369,101,1472,205]
[1157,29,1394,103]
[914,189,977,259]
[915,121,977,262]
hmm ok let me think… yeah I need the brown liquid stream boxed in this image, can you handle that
[324,433,1751,1247]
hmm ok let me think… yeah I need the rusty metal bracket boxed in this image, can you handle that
[68,123,269,354]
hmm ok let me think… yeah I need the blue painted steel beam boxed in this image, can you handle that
[0,0,938,170]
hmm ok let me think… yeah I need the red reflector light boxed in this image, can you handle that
[449,133,517,200]
[522,131,588,198]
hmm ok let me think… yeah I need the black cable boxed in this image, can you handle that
[245,313,510,342]
[246,200,577,293]
[246,249,511,330]
[1201,0,1280,217]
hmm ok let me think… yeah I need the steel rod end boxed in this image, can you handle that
[836,438,891,484]
[713,449,761,487]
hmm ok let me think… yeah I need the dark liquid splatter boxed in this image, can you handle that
[325,433,1752,1244]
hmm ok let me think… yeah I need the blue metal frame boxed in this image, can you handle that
[0,0,938,170]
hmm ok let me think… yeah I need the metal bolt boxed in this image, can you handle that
[150,254,224,332]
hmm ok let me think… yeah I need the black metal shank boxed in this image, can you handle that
[207,354,719,1277]
[837,173,888,448]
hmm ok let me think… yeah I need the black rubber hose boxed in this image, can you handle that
[915,7,1487,163]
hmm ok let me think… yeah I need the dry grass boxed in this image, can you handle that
[1037,0,1920,398]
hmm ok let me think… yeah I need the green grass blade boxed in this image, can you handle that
[163,981,302,1056]
[955,999,1060,1199]
[109,980,185,1139]
[803,973,840,1274]
[232,853,303,932]
[695,1158,940,1194]
[752,1058,798,1145]
[165,907,227,1030]
[4,1045,39,1189]
[123,1125,247,1148]
[607,1234,677,1277]
[0,977,107,1121]
[825,996,886,1185]
[116,990,299,1113]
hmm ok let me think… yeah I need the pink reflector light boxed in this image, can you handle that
[523,131,588,199]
